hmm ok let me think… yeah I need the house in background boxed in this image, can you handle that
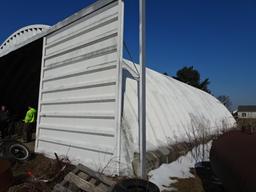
[238,106,256,119]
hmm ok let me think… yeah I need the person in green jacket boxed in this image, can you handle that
[23,107,37,142]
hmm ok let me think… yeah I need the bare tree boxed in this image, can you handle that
[217,95,232,111]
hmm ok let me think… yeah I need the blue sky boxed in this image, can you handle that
[0,0,255,109]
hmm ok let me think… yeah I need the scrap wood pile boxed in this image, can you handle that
[9,153,75,192]
[9,154,121,192]
[53,163,117,192]
[9,153,160,192]
[52,164,160,192]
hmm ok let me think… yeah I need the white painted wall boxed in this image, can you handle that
[35,0,124,175]
[238,112,256,119]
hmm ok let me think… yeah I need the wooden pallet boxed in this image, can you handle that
[53,164,116,192]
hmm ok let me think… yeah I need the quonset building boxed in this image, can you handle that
[0,0,235,175]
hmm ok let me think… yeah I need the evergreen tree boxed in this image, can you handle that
[175,66,211,93]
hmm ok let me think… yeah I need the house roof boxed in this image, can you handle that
[238,105,256,112]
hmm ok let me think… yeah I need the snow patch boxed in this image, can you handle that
[148,142,212,191]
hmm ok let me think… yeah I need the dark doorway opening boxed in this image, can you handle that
[0,38,43,119]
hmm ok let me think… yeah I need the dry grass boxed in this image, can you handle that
[12,154,60,177]
[161,169,205,192]
[237,118,256,133]
[169,177,204,192]
[10,153,75,191]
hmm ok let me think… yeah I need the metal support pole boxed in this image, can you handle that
[139,0,146,179]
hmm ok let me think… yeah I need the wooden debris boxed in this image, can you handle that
[52,164,116,192]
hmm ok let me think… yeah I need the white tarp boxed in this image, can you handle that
[119,60,236,175]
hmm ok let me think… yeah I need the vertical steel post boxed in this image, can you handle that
[139,0,146,179]
[116,0,124,175]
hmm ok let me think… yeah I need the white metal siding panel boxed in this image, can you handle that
[35,0,123,175]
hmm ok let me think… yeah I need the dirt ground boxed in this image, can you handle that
[8,139,207,192]
[165,177,204,192]
[9,153,75,192]
[9,154,206,192]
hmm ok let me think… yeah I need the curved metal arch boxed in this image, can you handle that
[0,24,50,55]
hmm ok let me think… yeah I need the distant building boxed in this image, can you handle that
[238,106,256,119]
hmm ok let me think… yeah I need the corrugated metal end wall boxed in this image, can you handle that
[35,0,124,175]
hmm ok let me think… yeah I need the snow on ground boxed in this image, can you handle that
[148,142,212,191]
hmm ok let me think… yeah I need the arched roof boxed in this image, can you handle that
[122,59,236,152]
[0,24,50,56]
